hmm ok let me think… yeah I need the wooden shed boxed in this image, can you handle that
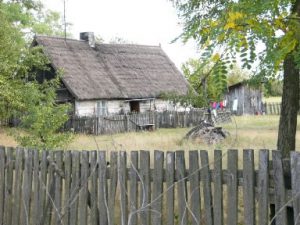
[225,82,263,115]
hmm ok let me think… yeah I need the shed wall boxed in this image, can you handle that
[225,84,262,115]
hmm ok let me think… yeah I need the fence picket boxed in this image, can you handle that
[63,151,72,225]
[243,149,255,225]
[272,150,287,225]
[291,151,300,225]
[129,151,138,225]
[11,148,23,225]
[119,151,128,225]
[200,150,213,225]
[70,151,80,225]
[152,150,164,225]
[98,151,108,225]
[4,148,13,225]
[39,151,48,224]
[258,150,269,225]
[189,150,201,225]
[54,151,63,225]
[21,149,33,225]
[79,151,89,225]
[176,151,188,225]
[166,152,175,225]
[227,150,238,225]
[109,151,118,225]
[140,150,151,225]
[44,151,55,225]
[90,151,98,225]
[32,150,40,225]
[0,147,5,225]
[213,150,223,225]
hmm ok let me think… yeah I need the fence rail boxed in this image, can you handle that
[0,147,299,225]
[64,110,232,135]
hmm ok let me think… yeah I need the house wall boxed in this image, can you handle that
[74,99,175,117]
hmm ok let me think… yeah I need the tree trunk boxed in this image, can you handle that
[277,0,300,158]
[277,53,299,158]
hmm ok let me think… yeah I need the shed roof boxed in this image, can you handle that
[34,36,189,100]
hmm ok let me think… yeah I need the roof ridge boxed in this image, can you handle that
[35,35,85,42]
[96,43,161,48]
[35,35,161,48]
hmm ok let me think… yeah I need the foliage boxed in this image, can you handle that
[109,36,133,44]
[182,58,228,105]
[0,0,73,150]
[172,0,299,78]
[227,64,249,86]
[32,10,73,37]
[264,79,283,97]
[13,77,73,150]
[160,88,201,109]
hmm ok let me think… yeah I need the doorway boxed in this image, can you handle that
[130,101,140,113]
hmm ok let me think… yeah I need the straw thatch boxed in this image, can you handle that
[34,36,189,100]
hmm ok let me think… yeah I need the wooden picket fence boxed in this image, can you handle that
[1,146,300,225]
[264,102,282,115]
[64,110,232,135]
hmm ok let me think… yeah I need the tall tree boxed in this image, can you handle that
[0,0,72,149]
[172,0,300,157]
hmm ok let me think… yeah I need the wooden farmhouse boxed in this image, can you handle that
[225,81,263,115]
[33,32,189,117]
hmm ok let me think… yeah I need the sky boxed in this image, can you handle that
[43,0,199,70]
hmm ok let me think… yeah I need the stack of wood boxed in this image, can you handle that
[185,120,229,144]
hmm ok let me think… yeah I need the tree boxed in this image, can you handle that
[264,78,283,97]
[13,77,72,150]
[172,0,300,157]
[182,58,227,106]
[227,64,249,86]
[0,0,73,149]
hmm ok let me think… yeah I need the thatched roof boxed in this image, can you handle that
[34,36,189,100]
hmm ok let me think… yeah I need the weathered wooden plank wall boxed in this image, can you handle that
[0,147,299,225]
[64,110,232,135]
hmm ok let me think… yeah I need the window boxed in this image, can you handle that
[97,101,108,116]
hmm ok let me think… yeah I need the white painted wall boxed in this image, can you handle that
[75,101,96,116]
[75,99,181,117]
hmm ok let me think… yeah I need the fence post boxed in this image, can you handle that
[0,147,5,225]
[124,114,128,132]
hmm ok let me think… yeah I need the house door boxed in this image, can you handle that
[130,101,140,113]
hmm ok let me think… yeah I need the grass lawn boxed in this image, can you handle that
[1,115,300,152]
[263,96,282,103]
[67,115,300,152]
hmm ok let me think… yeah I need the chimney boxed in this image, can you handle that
[80,32,95,48]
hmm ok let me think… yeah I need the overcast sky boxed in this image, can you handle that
[43,0,199,69]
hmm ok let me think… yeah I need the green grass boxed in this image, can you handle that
[65,115,300,152]
[1,115,300,152]
[263,96,282,103]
